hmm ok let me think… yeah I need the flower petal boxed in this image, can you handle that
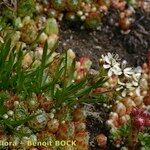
[105,56,111,64]
[122,90,127,97]
[103,64,111,69]
[108,69,113,77]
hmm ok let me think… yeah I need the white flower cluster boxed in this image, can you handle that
[101,53,142,97]
[101,53,121,77]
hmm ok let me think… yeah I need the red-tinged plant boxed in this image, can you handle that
[129,107,150,149]
[57,122,75,140]
[4,92,19,110]
[75,131,89,150]
[131,107,150,130]
[76,57,92,81]
[143,51,150,106]
[37,130,55,149]
[85,12,101,28]
[37,94,54,112]
[96,133,107,148]
[73,108,87,122]
[47,119,59,133]
[74,121,86,132]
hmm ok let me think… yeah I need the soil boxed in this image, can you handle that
[57,9,150,150]
[58,9,150,69]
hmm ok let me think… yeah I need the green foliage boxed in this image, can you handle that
[48,51,107,107]
[0,91,8,115]
[138,133,150,150]
[110,124,131,141]
[45,18,59,35]
[125,0,134,5]
[17,0,36,17]
[0,37,107,134]
[0,39,50,96]
[0,0,35,29]
[0,92,39,135]
[0,37,107,104]
[0,113,39,135]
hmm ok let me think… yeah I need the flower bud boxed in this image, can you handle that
[96,134,107,148]
[47,34,59,50]
[3,114,8,119]
[22,52,33,69]
[7,110,14,116]
[45,18,59,35]
[67,49,76,60]
[38,32,48,44]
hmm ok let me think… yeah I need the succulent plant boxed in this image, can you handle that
[17,0,36,17]
[73,108,87,122]
[14,102,29,120]
[27,95,40,112]
[67,0,81,11]
[75,131,89,150]
[51,0,66,11]
[47,119,59,133]
[28,109,48,131]
[0,2,149,149]
[37,130,56,149]
[131,108,150,130]
[74,121,86,132]
[0,130,8,149]
[44,18,59,36]
[57,122,75,140]
[21,20,38,44]
[37,94,54,112]
[96,133,107,148]
[85,12,101,28]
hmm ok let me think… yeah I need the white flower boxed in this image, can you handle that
[121,60,127,69]
[118,79,125,86]
[121,89,127,97]
[135,87,141,96]
[121,60,133,78]
[102,53,119,67]
[116,79,125,91]
[132,66,142,81]
[123,67,133,78]
[118,79,126,87]
[116,79,127,97]
[107,65,122,77]
[132,80,139,86]
[116,79,136,97]
[126,83,135,91]
[101,53,122,76]
[129,66,142,87]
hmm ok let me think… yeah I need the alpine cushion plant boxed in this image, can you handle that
[0,38,107,149]
[34,0,150,31]
[129,108,150,149]
[103,51,150,149]
[138,132,150,149]
[0,0,149,32]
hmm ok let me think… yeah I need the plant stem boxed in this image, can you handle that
[128,126,138,150]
